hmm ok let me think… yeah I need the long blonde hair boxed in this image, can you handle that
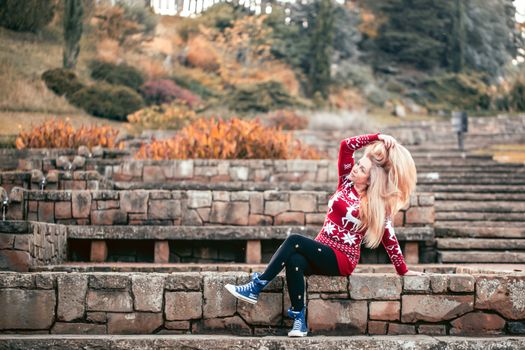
[355,141,417,249]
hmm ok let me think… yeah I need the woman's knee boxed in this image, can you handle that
[286,253,307,272]
[285,233,308,248]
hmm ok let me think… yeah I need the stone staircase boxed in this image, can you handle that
[415,154,525,264]
[1,114,525,342]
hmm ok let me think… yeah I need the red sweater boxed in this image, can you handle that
[314,133,409,276]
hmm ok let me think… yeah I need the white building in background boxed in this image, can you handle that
[149,0,347,17]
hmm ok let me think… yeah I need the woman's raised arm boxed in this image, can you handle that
[337,133,381,188]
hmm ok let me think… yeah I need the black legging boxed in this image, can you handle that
[258,234,341,311]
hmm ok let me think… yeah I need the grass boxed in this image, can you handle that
[472,144,525,164]
[0,23,101,112]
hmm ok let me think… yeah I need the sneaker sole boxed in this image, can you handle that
[288,331,308,337]
[224,284,257,304]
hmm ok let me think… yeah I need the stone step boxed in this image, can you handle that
[28,262,525,274]
[435,225,525,238]
[436,238,525,250]
[417,178,525,185]
[419,173,525,180]
[435,220,525,229]
[435,212,525,221]
[438,250,525,263]
[434,201,525,213]
[417,166,525,173]
[417,185,525,193]
[0,335,524,349]
[67,225,433,241]
[435,193,525,201]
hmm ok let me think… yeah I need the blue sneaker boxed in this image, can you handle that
[224,272,270,304]
[287,306,308,337]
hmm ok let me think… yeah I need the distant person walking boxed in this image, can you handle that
[225,133,423,337]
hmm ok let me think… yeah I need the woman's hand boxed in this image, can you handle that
[378,134,397,149]
[403,270,424,276]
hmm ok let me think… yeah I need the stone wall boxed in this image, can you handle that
[7,188,435,227]
[0,271,523,335]
[109,160,339,183]
[0,222,67,272]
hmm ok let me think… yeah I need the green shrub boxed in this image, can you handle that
[509,78,525,111]
[228,81,296,112]
[0,0,56,32]
[88,60,145,91]
[69,83,144,121]
[41,68,84,98]
[419,73,490,111]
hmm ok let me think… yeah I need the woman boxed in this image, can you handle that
[225,133,423,337]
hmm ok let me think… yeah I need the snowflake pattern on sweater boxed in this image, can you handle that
[314,133,409,276]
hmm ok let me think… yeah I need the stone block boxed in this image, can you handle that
[90,274,129,289]
[132,274,165,312]
[367,321,387,335]
[38,202,55,223]
[57,274,88,321]
[405,207,434,224]
[264,201,290,216]
[107,312,163,334]
[154,241,170,263]
[246,240,261,264]
[401,295,473,323]
[72,191,92,219]
[388,323,416,335]
[87,290,133,312]
[120,190,149,213]
[249,193,264,214]
[274,212,305,225]
[91,210,127,225]
[369,301,400,321]
[187,191,212,208]
[448,274,475,292]
[403,275,430,292]
[51,322,106,334]
[210,202,249,225]
[308,299,367,334]
[165,273,202,291]
[307,275,347,293]
[0,289,55,329]
[238,292,282,326]
[475,275,525,320]
[349,274,402,300]
[417,324,446,335]
[289,193,317,213]
[148,200,181,220]
[55,202,72,219]
[450,311,505,335]
[0,250,31,272]
[165,291,203,321]
[203,273,239,318]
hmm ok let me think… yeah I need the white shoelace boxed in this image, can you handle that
[292,318,303,331]
[237,281,256,292]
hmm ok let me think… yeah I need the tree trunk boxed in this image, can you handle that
[63,0,84,69]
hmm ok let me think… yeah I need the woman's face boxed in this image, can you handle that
[349,156,372,187]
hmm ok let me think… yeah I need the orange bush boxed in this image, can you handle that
[266,109,309,130]
[186,35,221,72]
[135,117,323,160]
[15,118,122,149]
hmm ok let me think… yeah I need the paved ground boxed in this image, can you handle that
[0,334,524,350]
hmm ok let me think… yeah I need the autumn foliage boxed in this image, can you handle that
[127,101,197,130]
[135,117,322,160]
[15,119,122,149]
